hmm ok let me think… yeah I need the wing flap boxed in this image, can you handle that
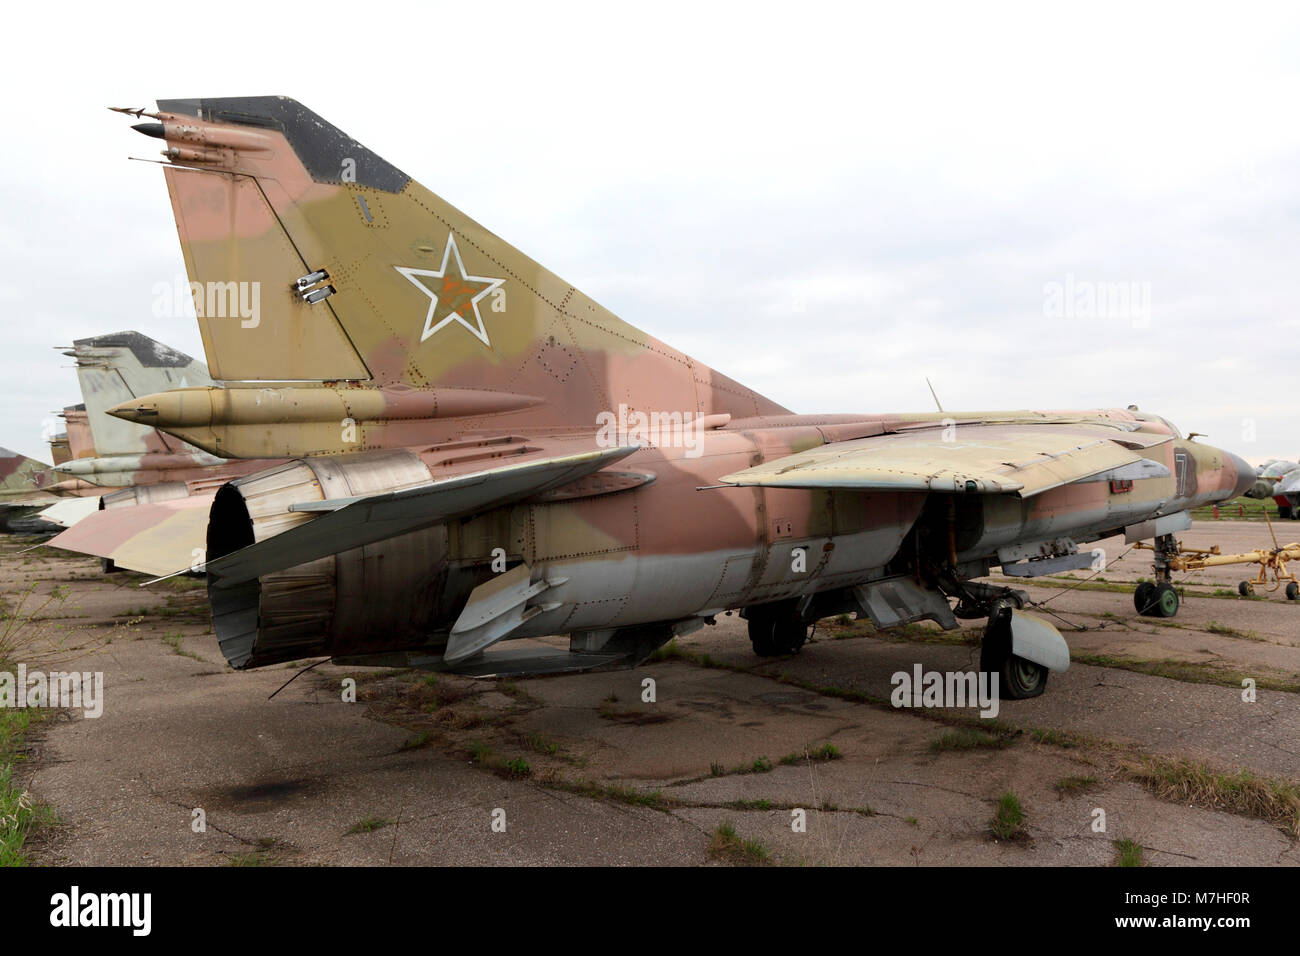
[719,424,1156,497]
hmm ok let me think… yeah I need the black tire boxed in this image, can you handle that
[979,607,1049,700]
[747,607,808,656]
[1151,582,1180,618]
[1134,581,1157,615]
[1238,581,1254,597]
[748,617,779,656]
[979,623,1048,700]
[1000,655,1049,699]
[1286,582,1299,601]
[1279,503,1293,520]
[772,618,808,655]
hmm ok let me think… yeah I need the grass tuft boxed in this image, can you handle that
[1053,775,1100,796]
[1125,756,1300,836]
[930,728,1012,752]
[345,816,396,835]
[709,821,771,865]
[1113,837,1144,867]
[990,791,1026,841]
[0,708,56,866]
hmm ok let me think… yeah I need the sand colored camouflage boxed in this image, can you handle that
[73,98,1257,699]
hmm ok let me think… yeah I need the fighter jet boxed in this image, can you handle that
[91,96,1253,698]
[0,447,60,532]
[1245,459,1300,519]
[44,332,287,572]
[48,332,282,498]
[1,404,112,533]
[1,404,113,532]
[49,332,219,492]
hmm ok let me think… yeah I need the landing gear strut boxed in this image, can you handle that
[979,601,1049,700]
[951,582,1050,700]
[745,599,809,656]
[1135,533,1181,617]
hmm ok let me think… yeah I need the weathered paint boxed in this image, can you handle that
[90,97,1257,672]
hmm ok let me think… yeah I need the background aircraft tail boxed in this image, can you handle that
[0,447,53,500]
[67,332,213,457]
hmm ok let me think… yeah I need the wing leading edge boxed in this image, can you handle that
[718,423,1171,496]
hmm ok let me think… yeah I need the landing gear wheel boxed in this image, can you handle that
[1279,503,1293,520]
[979,605,1049,700]
[748,617,778,655]
[1001,655,1050,699]
[747,606,808,657]
[1134,581,1157,615]
[1151,582,1180,617]
[1286,582,1299,601]
[1238,581,1255,597]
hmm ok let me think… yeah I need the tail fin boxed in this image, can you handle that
[0,447,52,499]
[137,96,787,427]
[48,427,71,465]
[68,332,213,456]
[61,404,96,459]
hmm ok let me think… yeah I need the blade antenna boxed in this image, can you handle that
[925,377,944,413]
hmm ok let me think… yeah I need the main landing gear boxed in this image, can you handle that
[966,590,1049,700]
[956,582,1051,700]
[741,580,1062,700]
[745,599,809,656]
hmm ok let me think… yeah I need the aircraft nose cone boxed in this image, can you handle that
[1228,452,1256,500]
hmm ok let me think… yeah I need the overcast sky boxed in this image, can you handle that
[1,1,1297,464]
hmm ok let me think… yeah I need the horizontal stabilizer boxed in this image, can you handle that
[720,424,1163,497]
[47,494,212,577]
[208,446,638,588]
[36,497,103,529]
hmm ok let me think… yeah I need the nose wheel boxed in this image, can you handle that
[1134,581,1179,617]
[1133,534,1182,617]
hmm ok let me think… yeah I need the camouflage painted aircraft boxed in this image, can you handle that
[50,331,279,497]
[1246,459,1300,519]
[0,447,60,532]
[86,96,1253,698]
[50,331,218,490]
[45,332,287,572]
[39,404,98,496]
[2,404,113,533]
[1,405,110,532]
